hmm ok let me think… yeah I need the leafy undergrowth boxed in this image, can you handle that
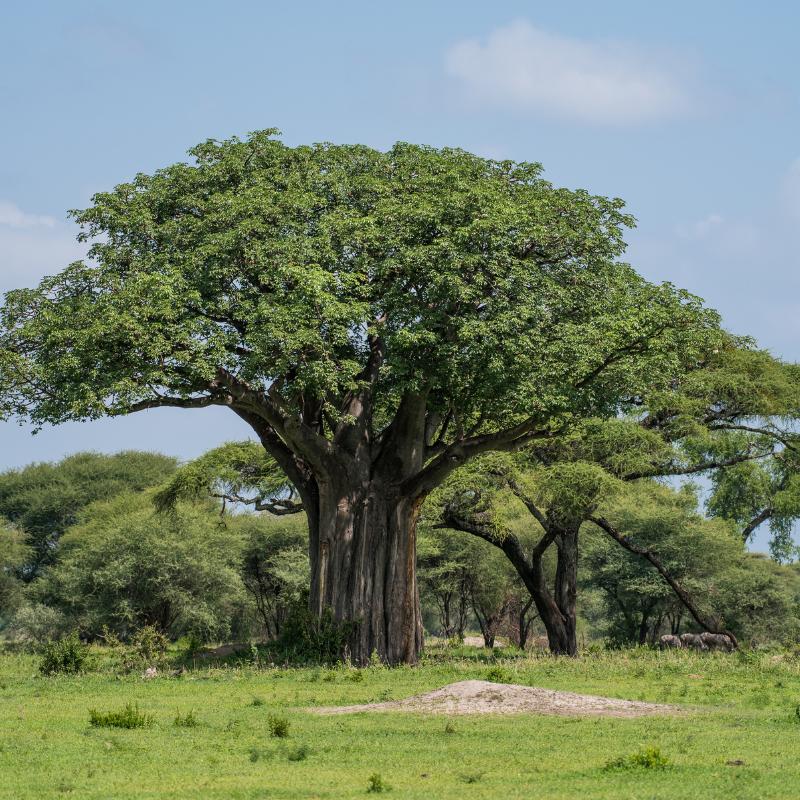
[1,644,800,798]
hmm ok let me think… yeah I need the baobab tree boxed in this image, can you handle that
[0,130,719,663]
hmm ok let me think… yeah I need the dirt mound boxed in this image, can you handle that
[311,680,683,717]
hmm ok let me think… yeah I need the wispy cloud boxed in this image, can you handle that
[0,201,56,229]
[445,20,694,125]
[0,226,85,298]
[628,159,800,358]
[676,213,725,240]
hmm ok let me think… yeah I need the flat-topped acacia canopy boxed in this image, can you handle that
[0,130,720,663]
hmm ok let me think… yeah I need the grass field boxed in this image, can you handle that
[2,645,800,799]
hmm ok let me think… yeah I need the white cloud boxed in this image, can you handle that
[445,20,693,124]
[0,201,56,229]
[627,159,800,360]
[676,213,725,240]
[0,226,86,297]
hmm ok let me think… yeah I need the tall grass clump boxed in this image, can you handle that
[89,703,154,729]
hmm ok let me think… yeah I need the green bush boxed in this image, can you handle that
[38,633,88,675]
[485,666,510,683]
[605,746,671,770]
[367,773,389,793]
[130,625,169,663]
[173,710,199,728]
[89,703,154,729]
[9,603,70,649]
[274,597,357,664]
[287,743,309,761]
[37,492,248,642]
[267,713,290,738]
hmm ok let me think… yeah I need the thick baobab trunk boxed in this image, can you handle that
[308,482,423,666]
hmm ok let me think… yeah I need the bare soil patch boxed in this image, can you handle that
[311,679,684,718]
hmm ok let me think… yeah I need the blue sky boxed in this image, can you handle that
[1,1,798,548]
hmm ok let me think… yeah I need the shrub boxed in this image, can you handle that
[367,773,389,793]
[485,666,510,683]
[267,713,290,738]
[36,493,248,642]
[89,703,154,729]
[173,710,199,728]
[605,746,671,770]
[287,743,309,761]
[130,625,169,663]
[177,633,202,657]
[38,633,88,675]
[8,604,70,649]
[274,597,356,664]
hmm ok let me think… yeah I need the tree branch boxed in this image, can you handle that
[623,450,773,481]
[709,423,799,454]
[404,418,560,497]
[741,507,773,542]
[505,477,549,532]
[589,515,738,647]
[123,394,228,414]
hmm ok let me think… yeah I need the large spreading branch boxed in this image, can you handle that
[622,449,773,481]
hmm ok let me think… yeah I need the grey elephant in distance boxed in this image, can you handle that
[679,633,708,650]
[700,632,735,651]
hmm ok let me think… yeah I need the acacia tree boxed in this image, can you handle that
[708,453,800,563]
[437,348,800,654]
[0,130,718,663]
[0,520,30,620]
[0,451,177,579]
[153,441,299,516]
[582,482,743,645]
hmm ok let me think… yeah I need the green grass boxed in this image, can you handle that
[89,702,154,729]
[1,644,800,798]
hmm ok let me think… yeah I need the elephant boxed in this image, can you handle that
[679,633,708,651]
[700,632,735,652]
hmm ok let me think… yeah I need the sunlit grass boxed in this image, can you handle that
[1,644,799,799]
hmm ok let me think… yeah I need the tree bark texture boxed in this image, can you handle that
[308,482,423,665]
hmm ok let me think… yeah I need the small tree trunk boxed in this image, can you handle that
[442,594,452,638]
[524,555,575,655]
[309,483,423,665]
[637,612,650,645]
[553,526,579,656]
[456,579,469,638]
